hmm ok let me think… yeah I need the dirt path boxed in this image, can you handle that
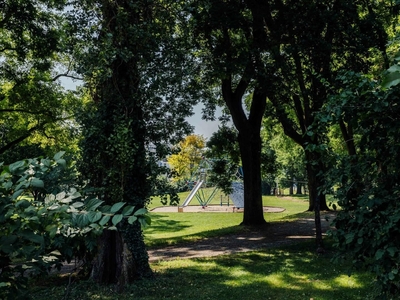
[148,212,335,262]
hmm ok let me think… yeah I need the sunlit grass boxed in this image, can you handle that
[30,242,374,300]
[145,195,313,248]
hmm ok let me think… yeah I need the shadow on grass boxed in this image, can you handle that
[144,213,192,235]
[143,242,373,300]
[146,223,244,248]
[31,241,373,300]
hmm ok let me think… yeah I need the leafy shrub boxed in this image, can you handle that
[322,71,400,299]
[0,152,149,299]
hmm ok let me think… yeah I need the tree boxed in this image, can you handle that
[189,0,391,222]
[72,0,199,285]
[168,135,205,183]
[0,0,83,160]
[323,67,400,297]
[190,0,272,225]
[266,125,306,195]
[205,125,241,194]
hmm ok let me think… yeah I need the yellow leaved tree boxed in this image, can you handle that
[167,135,205,182]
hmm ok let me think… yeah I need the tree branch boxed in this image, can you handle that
[0,125,41,155]
[52,73,83,82]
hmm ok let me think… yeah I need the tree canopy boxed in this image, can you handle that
[168,135,206,183]
[0,0,82,161]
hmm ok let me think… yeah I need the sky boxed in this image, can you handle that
[62,77,223,139]
[186,104,223,139]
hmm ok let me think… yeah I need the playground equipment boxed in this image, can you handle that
[181,180,204,207]
[229,181,244,209]
[179,158,245,210]
[179,158,219,208]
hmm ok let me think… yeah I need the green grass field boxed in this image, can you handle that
[29,194,374,300]
[145,193,313,248]
[31,242,374,300]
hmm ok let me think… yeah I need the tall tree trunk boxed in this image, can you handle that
[238,131,266,225]
[222,66,267,226]
[91,230,137,287]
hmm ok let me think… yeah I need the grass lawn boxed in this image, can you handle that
[30,242,374,300]
[29,193,368,300]
[145,194,315,248]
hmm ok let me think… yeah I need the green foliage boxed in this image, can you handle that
[167,135,206,183]
[0,152,148,299]
[322,70,400,298]
[0,0,83,157]
[205,126,241,194]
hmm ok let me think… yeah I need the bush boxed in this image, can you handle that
[0,152,148,299]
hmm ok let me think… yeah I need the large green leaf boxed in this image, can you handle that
[45,224,58,238]
[112,214,123,226]
[72,201,84,208]
[85,198,104,211]
[53,151,66,161]
[56,158,66,168]
[122,205,135,216]
[127,215,137,224]
[8,160,26,174]
[134,207,148,216]
[12,189,24,200]
[15,199,31,208]
[99,215,110,226]
[382,71,400,88]
[87,211,102,223]
[20,231,44,245]
[110,202,125,213]
[30,178,44,188]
